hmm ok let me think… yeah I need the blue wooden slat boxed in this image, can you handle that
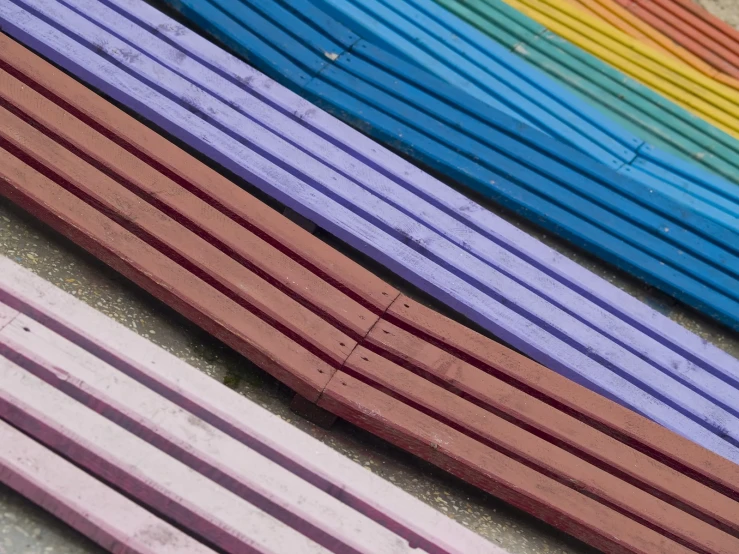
[314,0,739,225]
[311,0,638,163]
[6,0,739,462]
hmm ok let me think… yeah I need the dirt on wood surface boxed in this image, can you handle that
[695,0,739,28]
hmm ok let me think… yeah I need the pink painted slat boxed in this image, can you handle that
[0,302,18,329]
[0,355,330,554]
[0,313,417,554]
[0,257,500,554]
[0,418,215,554]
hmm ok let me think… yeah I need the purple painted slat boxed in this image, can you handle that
[0,313,417,554]
[65,0,739,421]
[105,0,739,388]
[0,418,216,554]
[0,355,330,554]
[3,0,739,462]
[0,258,500,554]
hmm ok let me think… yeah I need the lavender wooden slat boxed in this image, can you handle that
[0,313,417,554]
[4,0,739,462]
[0,258,500,554]
[0,355,331,554]
[0,419,216,554]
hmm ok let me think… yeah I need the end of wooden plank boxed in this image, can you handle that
[291,393,338,429]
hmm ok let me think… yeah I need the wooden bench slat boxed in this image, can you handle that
[0,313,417,554]
[17,0,739,337]
[0,357,332,554]
[0,419,216,554]
[0,104,355,367]
[0,69,377,339]
[0,146,335,400]
[1,23,738,552]
[386,298,739,499]
[342,344,739,553]
[59,0,739,416]
[366,315,739,534]
[0,257,501,554]
[318,371,695,554]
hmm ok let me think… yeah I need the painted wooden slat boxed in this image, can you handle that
[413,0,739,194]
[4,3,739,461]
[312,0,739,203]
[339,345,739,553]
[308,0,739,224]
[0,314,418,554]
[318,370,700,554]
[0,356,333,554]
[567,0,738,80]
[311,0,640,163]
[50,0,739,280]
[0,419,217,554]
[378,301,739,508]
[619,0,739,78]
[5,253,739,554]
[0,258,502,554]
[437,0,739,184]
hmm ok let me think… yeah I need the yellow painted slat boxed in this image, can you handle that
[502,0,739,138]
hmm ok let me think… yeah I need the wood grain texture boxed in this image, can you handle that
[3,13,739,552]
[0,35,396,317]
[4,2,739,462]
[341,344,739,553]
[4,249,739,553]
[375,303,739,530]
[0,418,216,554]
[0,257,501,554]
[102,0,739,392]
[310,0,739,214]
[567,0,739,79]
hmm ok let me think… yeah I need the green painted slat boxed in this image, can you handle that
[436,0,739,183]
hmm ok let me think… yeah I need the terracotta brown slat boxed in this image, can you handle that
[0,68,377,339]
[385,298,739,501]
[0,104,355,367]
[0,33,398,316]
[365,315,739,536]
[0,146,335,400]
[2,31,739,554]
[318,371,694,554]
